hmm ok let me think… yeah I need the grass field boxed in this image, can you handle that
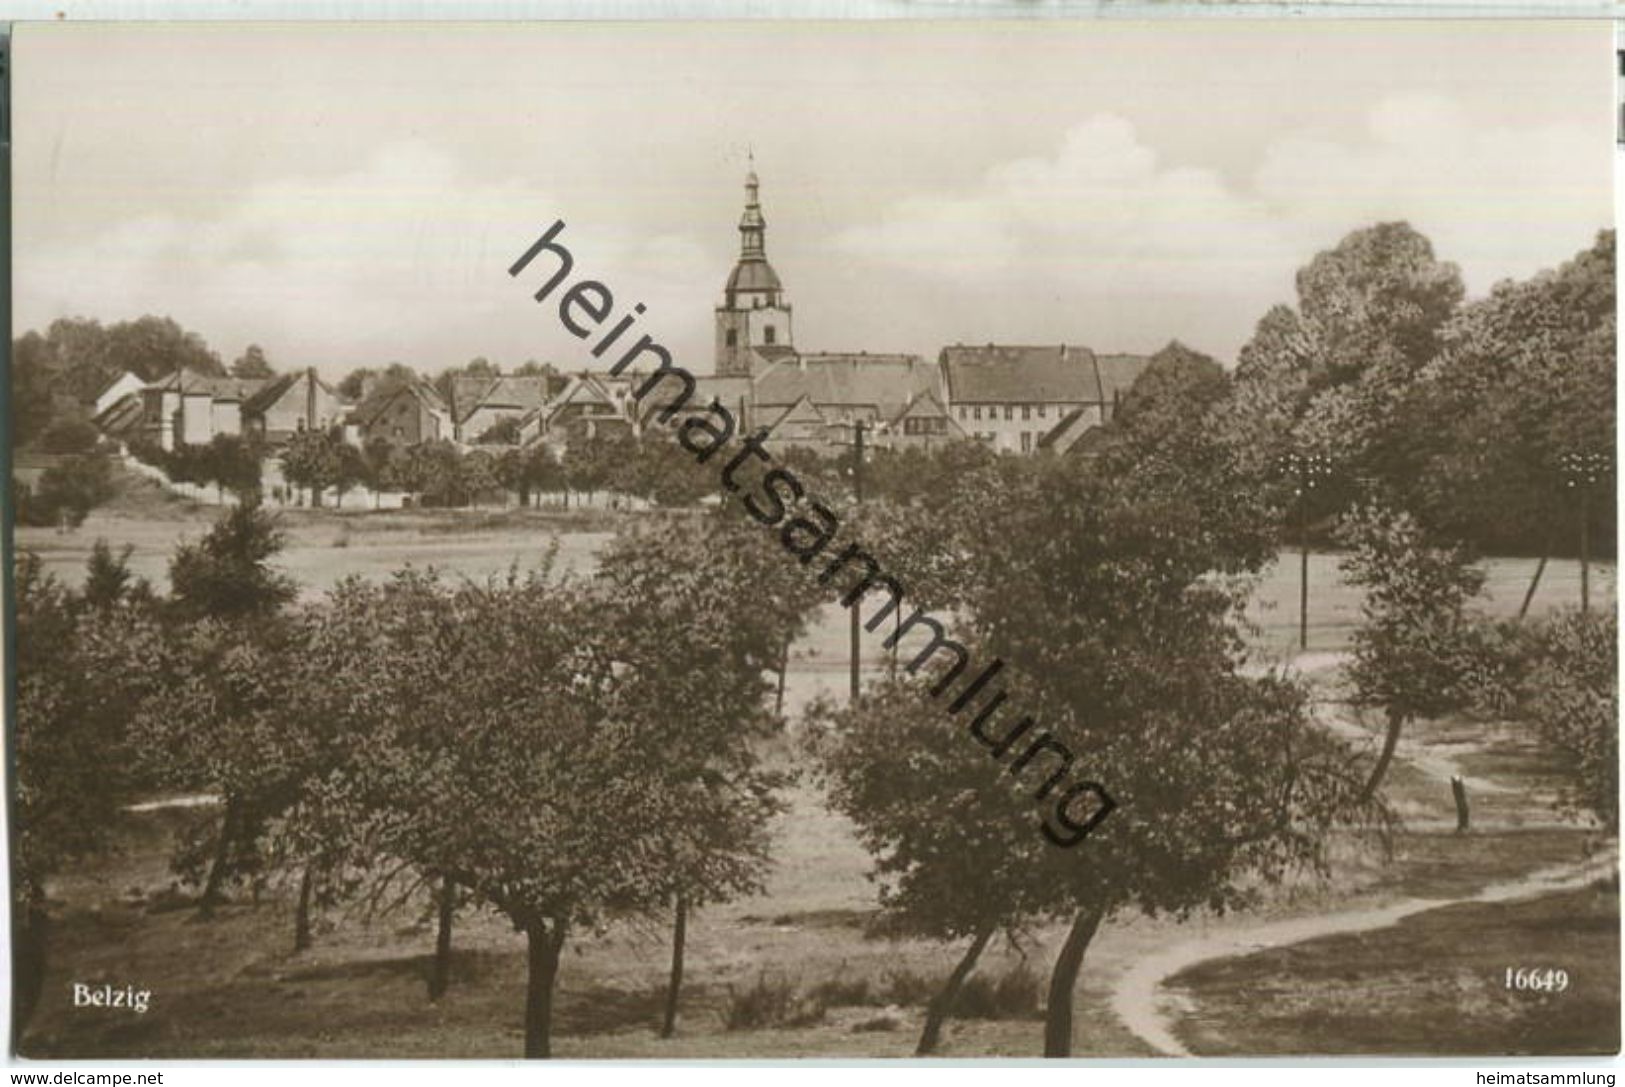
[1166,883,1620,1057]
[12,473,1619,1059]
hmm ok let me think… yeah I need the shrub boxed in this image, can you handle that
[809,972,876,1008]
[22,455,116,527]
[723,972,826,1031]
[952,963,1042,1020]
[40,418,101,455]
[880,968,938,1008]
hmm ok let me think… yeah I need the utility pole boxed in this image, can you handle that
[1560,450,1609,616]
[850,419,865,705]
[1280,451,1331,652]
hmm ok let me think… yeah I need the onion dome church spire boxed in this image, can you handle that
[723,164,784,309]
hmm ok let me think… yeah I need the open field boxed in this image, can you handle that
[1166,883,1620,1057]
[13,481,1619,1058]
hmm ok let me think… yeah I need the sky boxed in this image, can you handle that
[12,20,1614,380]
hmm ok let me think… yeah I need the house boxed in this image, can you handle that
[939,344,1150,455]
[517,373,636,449]
[887,389,967,452]
[93,371,147,419]
[139,370,268,451]
[753,352,942,453]
[456,375,556,443]
[241,368,350,445]
[347,379,452,447]
[760,394,830,453]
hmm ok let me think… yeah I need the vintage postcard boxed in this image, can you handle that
[5,19,1617,1060]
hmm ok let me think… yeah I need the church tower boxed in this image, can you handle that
[715,166,793,377]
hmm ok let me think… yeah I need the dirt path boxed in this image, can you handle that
[1109,848,1618,1057]
[1108,649,1614,1057]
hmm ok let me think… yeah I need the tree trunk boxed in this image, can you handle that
[774,638,792,719]
[523,920,567,1058]
[199,796,240,917]
[293,864,314,952]
[916,921,996,1056]
[1518,551,1550,620]
[660,892,688,1039]
[429,875,456,1002]
[1359,707,1407,803]
[1044,903,1106,1058]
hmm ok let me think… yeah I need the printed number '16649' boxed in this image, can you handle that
[1505,968,1569,992]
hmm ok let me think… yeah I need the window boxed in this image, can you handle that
[1021,431,1032,453]
[764,325,777,345]
[726,329,737,347]
[972,406,981,421]
[1004,405,1014,421]
[958,407,967,420]
[1038,404,1046,419]
[1022,405,1031,421]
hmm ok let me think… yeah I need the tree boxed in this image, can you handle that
[201,433,264,503]
[1504,610,1618,830]
[1338,504,1486,801]
[332,441,367,509]
[316,570,668,1057]
[280,429,343,507]
[595,522,791,1038]
[40,418,100,455]
[11,553,166,1038]
[1230,222,1467,512]
[157,503,301,911]
[30,454,116,528]
[826,452,1384,1057]
[459,449,500,507]
[168,502,298,623]
[231,344,275,379]
[1404,230,1615,557]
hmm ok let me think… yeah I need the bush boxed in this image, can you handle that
[1510,611,1616,830]
[722,972,827,1031]
[809,973,876,1008]
[952,963,1042,1020]
[19,455,116,527]
[40,418,101,455]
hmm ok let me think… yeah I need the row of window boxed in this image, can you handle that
[973,431,1040,452]
[959,403,1053,422]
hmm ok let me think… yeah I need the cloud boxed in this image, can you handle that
[829,98,1605,358]
[17,140,716,377]
[1254,90,1605,293]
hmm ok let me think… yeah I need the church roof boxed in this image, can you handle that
[754,353,941,422]
[725,258,783,295]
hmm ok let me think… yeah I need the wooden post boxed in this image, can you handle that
[1451,775,1470,834]
[850,421,864,706]
[1580,485,1591,615]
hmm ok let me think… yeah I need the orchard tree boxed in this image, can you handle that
[317,570,689,1057]
[11,552,167,1036]
[280,429,342,507]
[596,522,791,1037]
[1338,504,1485,801]
[888,452,1384,1057]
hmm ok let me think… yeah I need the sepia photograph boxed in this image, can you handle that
[4,17,1619,1061]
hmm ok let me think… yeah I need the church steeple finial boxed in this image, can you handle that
[739,161,766,260]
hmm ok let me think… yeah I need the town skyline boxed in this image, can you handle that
[13,21,1611,381]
